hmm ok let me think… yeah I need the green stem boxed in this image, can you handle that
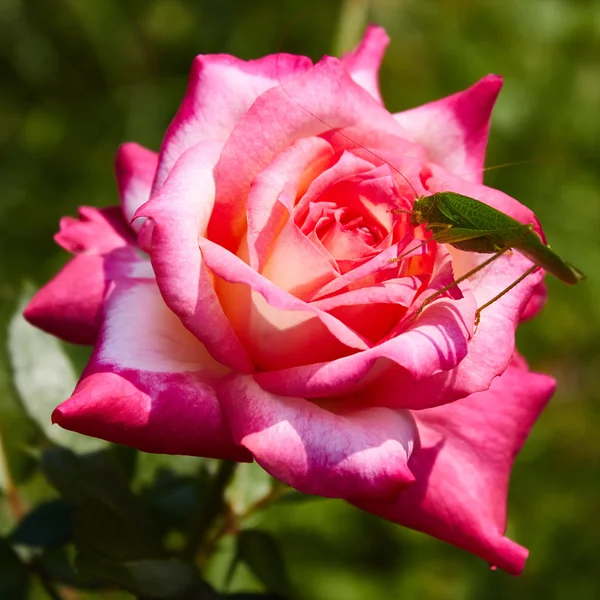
[332,0,372,56]
[29,558,65,600]
[0,433,25,520]
[185,460,238,560]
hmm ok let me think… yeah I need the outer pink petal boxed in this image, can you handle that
[52,279,250,460]
[210,56,419,251]
[395,75,503,183]
[24,249,147,345]
[341,25,390,103]
[520,278,547,321]
[24,207,143,345]
[353,359,556,574]
[153,53,313,192]
[115,143,158,231]
[135,142,253,373]
[219,374,416,499]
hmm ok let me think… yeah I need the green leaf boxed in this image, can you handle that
[236,530,292,598]
[134,452,208,489]
[144,471,199,532]
[9,499,73,547]
[7,285,106,452]
[0,295,39,492]
[0,537,30,600]
[271,490,322,505]
[76,554,200,598]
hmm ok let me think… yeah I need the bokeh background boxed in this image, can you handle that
[1,0,599,598]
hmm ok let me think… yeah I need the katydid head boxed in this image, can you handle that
[411,195,437,226]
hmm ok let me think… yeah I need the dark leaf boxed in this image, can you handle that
[110,443,138,482]
[271,491,322,505]
[77,554,200,598]
[0,537,30,600]
[41,447,163,560]
[226,595,287,599]
[9,498,73,547]
[144,472,199,531]
[236,530,292,598]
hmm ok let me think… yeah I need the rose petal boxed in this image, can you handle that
[202,238,372,370]
[115,142,159,231]
[353,359,556,574]
[153,53,313,192]
[246,136,335,271]
[23,248,150,345]
[312,280,419,345]
[55,206,135,254]
[24,256,107,345]
[253,246,475,400]
[24,207,144,345]
[253,291,475,400]
[210,55,419,251]
[395,75,503,183]
[520,278,547,321]
[341,25,390,104]
[219,374,416,499]
[135,142,253,373]
[52,279,249,460]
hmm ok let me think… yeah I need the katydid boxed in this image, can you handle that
[393,190,586,324]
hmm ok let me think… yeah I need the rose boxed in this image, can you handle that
[25,26,554,573]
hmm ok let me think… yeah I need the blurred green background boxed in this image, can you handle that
[1,0,599,598]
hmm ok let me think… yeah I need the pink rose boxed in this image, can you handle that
[25,26,555,573]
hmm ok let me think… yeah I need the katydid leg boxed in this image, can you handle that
[412,247,510,319]
[474,264,539,326]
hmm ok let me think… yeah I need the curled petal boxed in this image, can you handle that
[341,25,390,103]
[219,374,416,499]
[253,292,475,402]
[52,280,249,460]
[353,359,556,574]
[55,206,135,254]
[202,238,372,370]
[253,248,475,403]
[395,75,503,183]
[115,143,158,231]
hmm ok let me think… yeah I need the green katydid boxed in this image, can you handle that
[391,188,586,324]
